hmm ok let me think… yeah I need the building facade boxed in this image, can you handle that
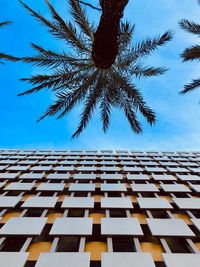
[0,149,200,267]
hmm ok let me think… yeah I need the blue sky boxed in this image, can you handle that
[0,0,200,151]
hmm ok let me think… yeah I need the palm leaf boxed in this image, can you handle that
[180,19,200,35]
[0,53,19,62]
[181,45,200,61]
[130,65,167,78]
[181,78,200,94]
[100,88,111,132]
[118,22,134,51]
[0,21,12,27]
[45,0,90,51]
[130,31,173,60]
[118,91,142,134]
[72,71,103,137]
[37,90,73,121]
[116,31,172,70]
[0,20,19,63]
[57,69,100,119]
[18,63,94,96]
[112,70,156,125]
[20,1,89,52]
[180,4,200,96]
[22,43,90,68]
[69,0,94,39]
[18,71,74,96]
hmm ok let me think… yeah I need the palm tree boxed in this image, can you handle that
[0,21,19,63]
[179,0,200,94]
[18,0,172,138]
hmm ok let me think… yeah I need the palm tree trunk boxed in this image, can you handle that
[92,0,128,69]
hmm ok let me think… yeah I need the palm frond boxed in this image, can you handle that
[72,71,103,137]
[20,1,58,32]
[179,19,200,35]
[20,1,89,52]
[0,20,19,62]
[116,31,173,69]
[118,21,134,51]
[118,91,142,134]
[57,69,100,119]
[0,53,19,62]
[37,90,73,121]
[131,31,173,59]
[0,21,12,27]
[18,63,94,96]
[18,72,72,96]
[181,78,200,94]
[181,45,200,61]
[130,65,167,78]
[22,43,90,68]
[112,70,156,125]
[179,5,200,96]
[100,88,111,132]
[69,0,94,39]
[45,0,90,51]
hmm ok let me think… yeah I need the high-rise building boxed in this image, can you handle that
[0,149,200,267]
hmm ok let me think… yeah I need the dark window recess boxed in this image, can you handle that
[68,209,85,217]
[40,191,54,196]
[91,261,101,267]
[25,262,35,267]
[56,237,80,252]
[140,225,152,242]
[135,181,146,184]
[25,209,43,217]
[6,191,20,196]
[39,224,52,242]
[192,211,200,219]
[190,225,200,237]
[151,210,168,218]
[166,238,190,253]
[113,237,135,252]
[107,192,121,197]
[92,224,101,237]
[110,210,126,218]
[141,192,155,197]
[1,236,26,251]
[22,179,33,183]
[155,262,166,267]
[74,192,88,197]
[175,192,189,198]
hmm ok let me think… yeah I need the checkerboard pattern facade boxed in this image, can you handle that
[0,149,200,267]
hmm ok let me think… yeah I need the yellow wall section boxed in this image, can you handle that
[22,194,35,201]
[85,242,107,261]
[141,242,164,261]
[130,195,137,203]
[95,183,101,188]
[47,212,63,223]
[194,243,200,251]
[131,213,147,224]
[58,195,66,202]
[89,213,105,224]
[27,242,52,260]
[93,195,102,202]
[173,213,192,224]
[160,195,173,203]
[2,212,21,223]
